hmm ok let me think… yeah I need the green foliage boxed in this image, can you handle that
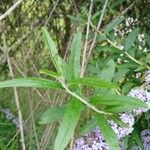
[70,77,118,89]
[54,99,83,150]
[1,1,150,149]
[96,114,120,150]
[90,94,148,113]
[124,28,139,50]
[69,32,82,79]
[105,16,124,33]
[0,78,62,89]
[39,106,66,124]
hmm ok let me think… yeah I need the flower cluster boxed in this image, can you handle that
[1,108,20,129]
[145,70,150,86]
[128,88,150,115]
[74,113,135,150]
[141,129,150,150]
[108,113,135,139]
[74,127,109,150]
[119,17,139,36]
[74,71,150,149]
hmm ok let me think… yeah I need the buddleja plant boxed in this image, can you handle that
[0,28,148,150]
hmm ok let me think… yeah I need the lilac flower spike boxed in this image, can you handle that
[141,129,150,150]
[109,113,135,139]
[74,127,109,150]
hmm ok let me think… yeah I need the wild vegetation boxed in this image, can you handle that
[0,0,150,150]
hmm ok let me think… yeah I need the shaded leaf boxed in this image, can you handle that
[99,59,116,82]
[69,32,82,78]
[80,118,97,136]
[124,28,139,50]
[96,114,120,150]
[105,16,124,33]
[39,106,65,124]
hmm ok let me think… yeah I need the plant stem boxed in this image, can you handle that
[59,78,112,116]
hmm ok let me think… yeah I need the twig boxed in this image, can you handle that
[2,34,26,150]
[82,0,109,76]
[80,0,94,77]
[0,0,24,21]
[28,90,39,150]
[89,22,150,69]
[44,0,60,26]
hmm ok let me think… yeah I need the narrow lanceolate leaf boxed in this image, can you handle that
[90,94,148,113]
[96,114,120,150]
[80,118,97,136]
[39,106,65,124]
[124,28,139,50]
[39,69,61,79]
[0,78,62,89]
[42,27,63,75]
[54,99,83,150]
[70,77,118,89]
[144,33,150,48]
[105,16,124,33]
[69,32,82,78]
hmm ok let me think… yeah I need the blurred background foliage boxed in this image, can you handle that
[0,0,150,149]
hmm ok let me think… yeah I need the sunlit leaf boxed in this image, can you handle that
[0,78,62,89]
[54,99,83,150]
[90,94,148,113]
[70,77,118,89]
[39,69,61,79]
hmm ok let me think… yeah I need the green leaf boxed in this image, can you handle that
[69,32,82,78]
[80,118,97,136]
[124,28,139,50]
[144,33,150,48]
[39,106,65,124]
[113,68,129,83]
[0,78,62,89]
[111,0,125,9]
[132,129,144,149]
[54,99,83,150]
[42,27,63,75]
[67,15,85,23]
[90,94,148,113]
[69,77,118,89]
[99,59,116,82]
[105,16,124,33]
[96,46,121,54]
[39,69,61,79]
[109,115,129,128]
[96,114,120,150]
